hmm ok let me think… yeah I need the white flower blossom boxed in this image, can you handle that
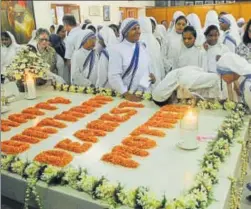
[40,165,61,183]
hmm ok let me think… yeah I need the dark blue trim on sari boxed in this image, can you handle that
[82,50,96,79]
[122,42,140,91]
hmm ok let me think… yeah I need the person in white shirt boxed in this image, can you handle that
[203,25,230,73]
[168,11,185,33]
[219,14,241,53]
[71,29,98,86]
[1,31,22,74]
[203,25,230,99]
[96,26,118,88]
[156,24,172,74]
[108,18,155,102]
[176,26,207,70]
[187,13,205,47]
[63,15,84,68]
[138,17,164,84]
[166,15,188,70]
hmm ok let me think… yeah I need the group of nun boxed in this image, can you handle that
[1,10,251,110]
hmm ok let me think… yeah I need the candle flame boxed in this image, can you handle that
[26,73,33,82]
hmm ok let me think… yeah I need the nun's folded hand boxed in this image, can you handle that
[123,92,142,102]
[149,73,156,84]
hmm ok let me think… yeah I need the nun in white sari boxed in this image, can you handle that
[217,52,251,110]
[219,14,241,53]
[138,17,164,83]
[168,11,185,33]
[156,24,172,74]
[152,66,220,105]
[203,10,224,42]
[108,18,155,102]
[166,15,188,70]
[96,26,118,88]
[1,31,22,74]
[187,13,205,47]
[71,29,98,86]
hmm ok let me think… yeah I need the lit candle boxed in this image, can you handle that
[25,73,36,99]
[181,109,198,130]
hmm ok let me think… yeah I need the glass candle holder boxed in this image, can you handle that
[24,73,36,100]
[178,108,199,150]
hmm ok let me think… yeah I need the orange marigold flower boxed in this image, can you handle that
[112,145,149,157]
[47,97,71,104]
[35,102,58,110]
[55,139,92,153]
[110,108,137,116]
[22,107,45,116]
[100,113,131,122]
[87,120,117,132]
[81,101,103,108]
[8,114,28,123]
[149,116,178,124]
[34,149,73,167]
[102,153,139,168]
[62,111,85,118]
[54,114,78,122]
[77,129,107,137]
[11,134,40,144]
[1,140,30,155]
[22,129,49,139]
[144,121,174,129]
[122,136,156,149]
[92,95,113,101]
[74,131,98,143]
[1,119,20,127]
[118,101,144,108]
[111,150,132,159]
[37,118,67,128]
[161,105,190,112]
[70,106,95,114]
[28,127,58,134]
[131,125,166,137]
[1,124,11,132]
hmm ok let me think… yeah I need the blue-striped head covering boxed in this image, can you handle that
[120,18,140,39]
[219,15,231,25]
[97,32,104,42]
[79,29,96,49]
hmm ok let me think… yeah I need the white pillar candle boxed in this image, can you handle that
[25,73,36,99]
[181,109,198,130]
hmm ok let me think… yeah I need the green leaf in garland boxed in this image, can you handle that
[92,176,106,199]
[69,85,76,93]
[62,84,69,92]
[113,183,124,205]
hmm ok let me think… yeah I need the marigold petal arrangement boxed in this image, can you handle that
[1,140,30,155]
[34,150,73,167]
[47,97,71,104]
[55,139,92,153]
[35,102,58,110]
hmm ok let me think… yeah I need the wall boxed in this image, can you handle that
[33,1,155,29]
[146,2,251,26]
